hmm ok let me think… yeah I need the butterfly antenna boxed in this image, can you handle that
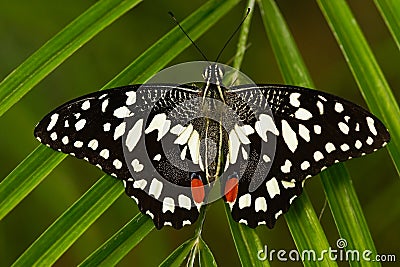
[168,12,209,62]
[215,8,251,62]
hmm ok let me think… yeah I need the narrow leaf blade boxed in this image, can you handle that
[0,0,142,118]
[12,176,123,266]
[80,214,154,267]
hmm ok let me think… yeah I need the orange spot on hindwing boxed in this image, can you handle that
[224,177,239,203]
[191,177,205,204]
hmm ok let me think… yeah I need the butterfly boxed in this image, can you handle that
[34,62,390,229]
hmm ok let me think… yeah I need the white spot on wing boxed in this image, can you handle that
[281,160,292,173]
[325,142,336,153]
[178,194,192,210]
[241,125,255,135]
[50,132,57,141]
[263,154,271,163]
[238,194,251,209]
[131,195,138,204]
[298,124,310,142]
[145,113,171,141]
[47,113,59,131]
[131,159,144,172]
[113,159,122,169]
[281,180,295,189]
[282,120,298,153]
[234,124,250,144]
[338,122,349,135]
[255,197,267,212]
[101,99,109,112]
[99,93,107,99]
[170,124,185,135]
[335,102,344,113]
[62,136,69,145]
[313,151,324,161]
[340,143,350,151]
[74,141,83,148]
[174,124,193,145]
[294,108,313,120]
[182,220,191,226]
[366,136,374,145]
[366,117,377,136]
[81,100,90,110]
[355,140,362,149]
[126,91,136,105]
[275,210,283,219]
[146,210,154,219]
[188,130,200,164]
[113,106,133,118]
[198,153,205,172]
[180,146,188,160]
[153,154,161,161]
[289,92,301,107]
[126,119,143,152]
[149,178,163,199]
[100,149,109,159]
[266,178,280,198]
[113,122,126,140]
[301,161,310,170]
[241,147,248,160]
[75,119,86,131]
[255,114,279,143]
[239,219,248,225]
[103,123,111,132]
[314,125,322,134]
[316,101,324,114]
[88,139,98,150]
[162,197,175,213]
[133,179,147,189]
[229,129,240,164]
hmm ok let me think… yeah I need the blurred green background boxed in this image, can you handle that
[0,0,398,266]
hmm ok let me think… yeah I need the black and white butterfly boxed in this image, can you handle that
[34,63,390,229]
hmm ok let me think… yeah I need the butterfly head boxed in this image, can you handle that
[203,64,225,85]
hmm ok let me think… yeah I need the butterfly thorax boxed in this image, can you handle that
[201,64,227,103]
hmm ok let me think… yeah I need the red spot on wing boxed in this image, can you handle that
[224,177,239,203]
[191,178,205,204]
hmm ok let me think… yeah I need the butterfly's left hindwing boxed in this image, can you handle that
[34,85,205,229]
